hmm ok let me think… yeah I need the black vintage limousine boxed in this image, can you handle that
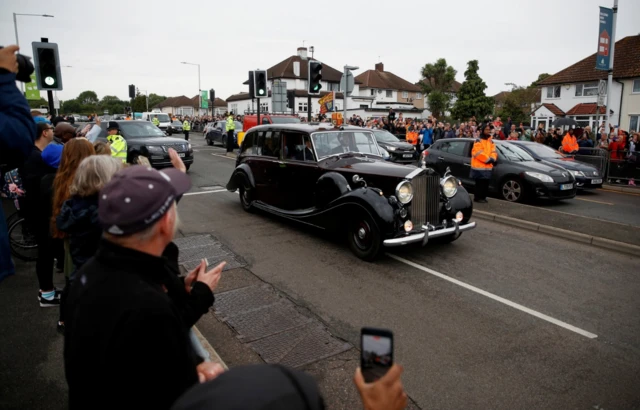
[226,124,476,260]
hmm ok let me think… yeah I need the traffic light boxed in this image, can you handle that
[129,84,136,99]
[210,88,215,103]
[287,90,295,109]
[253,70,267,98]
[308,61,322,94]
[31,42,62,90]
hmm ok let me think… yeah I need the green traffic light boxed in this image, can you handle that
[313,85,320,91]
[259,89,265,95]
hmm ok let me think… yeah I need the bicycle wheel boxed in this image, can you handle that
[8,217,38,261]
[5,211,20,228]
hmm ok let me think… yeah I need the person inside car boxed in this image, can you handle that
[331,134,355,155]
[295,139,315,161]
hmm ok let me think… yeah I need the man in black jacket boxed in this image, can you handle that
[64,165,225,410]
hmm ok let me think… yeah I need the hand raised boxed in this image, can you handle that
[354,364,407,410]
[196,261,225,292]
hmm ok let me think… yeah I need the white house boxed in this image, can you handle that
[225,47,362,117]
[532,34,640,132]
[155,95,228,117]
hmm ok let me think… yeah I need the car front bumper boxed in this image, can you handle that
[575,176,603,189]
[383,221,476,247]
[532,182,577,199]
[388,152,416,163]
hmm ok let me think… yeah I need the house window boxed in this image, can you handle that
[633,79,640,93]
[402,91,408,98]
[298,102,308,112]
[386,90,392,98]
[575,82,600,97]
[261,102,268,112]
[630,115,639,132]
[230,104,238,115]
[574,116,591,128]
[370,89,375,96]
[360,104,369,109]
[546,86,561,99]
[327,83,339,91]
[415,92,422,99]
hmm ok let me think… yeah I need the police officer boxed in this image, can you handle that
[182,116,191,141]
[106,122,128,163]
[470,123,498,203]
[225,112,235,153]
[152,115,160,127]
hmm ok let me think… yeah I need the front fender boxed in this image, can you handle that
[226,164,255,192]
[323,187,397,237]
[443,185,473,223]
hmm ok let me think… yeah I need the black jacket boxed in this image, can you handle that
[64,239,213,410]
[56,194,100,276]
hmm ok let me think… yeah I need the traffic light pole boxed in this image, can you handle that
[257,98,260,127]
[307,95,311,122]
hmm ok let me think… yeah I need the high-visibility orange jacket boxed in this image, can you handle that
[562,133,579,153]
[471,138,498,171]
[406,131,419,145]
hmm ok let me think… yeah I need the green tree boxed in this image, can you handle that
[451,60,494,121]
[530,73,551,88]
[61,99,82,114]
[148,93,167,109]
[99,95,126,115]
[497,85,539,125]
[77,90,99,105]
[419,58,457,118]
[132,94,148,113]
[28,98,49,110]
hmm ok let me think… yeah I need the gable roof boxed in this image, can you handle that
[154,95,194,108]
[266,56,348,83]
[357,69,421,92]
[565,103,606,116]
[538,35,640,86]
[212,97,227,107]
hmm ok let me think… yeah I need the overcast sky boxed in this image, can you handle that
[2,0,639,103]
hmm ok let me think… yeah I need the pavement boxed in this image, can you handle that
[2,136,639,409]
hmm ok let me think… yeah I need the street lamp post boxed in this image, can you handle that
[181,61,201,116]
[55,65,72,116]
[12,13,54,93]
[139,89,149,112]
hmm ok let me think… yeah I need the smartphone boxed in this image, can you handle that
[360,327,393,383]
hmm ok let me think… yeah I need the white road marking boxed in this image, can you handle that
[211,153,237,160]
[183,189,228,196]
[387,254,598,339]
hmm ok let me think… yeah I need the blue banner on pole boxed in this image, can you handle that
[596,6,613,71]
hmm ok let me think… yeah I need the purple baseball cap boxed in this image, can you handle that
[99,165,191,236]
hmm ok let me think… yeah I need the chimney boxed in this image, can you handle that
[375,62,384,72]
[293,61,300,77]
[297,47,308,60]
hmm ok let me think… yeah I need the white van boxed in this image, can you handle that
[140,112,172,131]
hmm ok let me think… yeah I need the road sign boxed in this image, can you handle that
[53,95,60,109]
[25,73,41,100]
[340,72,355,96]
[272,79,287,113]
[596,7,613,71]
[201,90,209,108]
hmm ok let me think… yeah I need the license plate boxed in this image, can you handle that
[591,178,602,184]
[403,154,413,158]
[178,153,185,158]
[560,183,573,190]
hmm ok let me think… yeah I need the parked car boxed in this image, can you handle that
[421,138,577,202]
[242,114,301,132]
[206,120,242,147]
[166,120,183,136]
[92,120,194,170]
[226,124,476,260]
[507,141,603,189]
[372,130,416,163]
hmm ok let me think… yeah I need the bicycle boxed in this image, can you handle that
[6,211,38,262]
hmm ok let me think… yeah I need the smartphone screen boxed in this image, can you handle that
[361,327,393,383]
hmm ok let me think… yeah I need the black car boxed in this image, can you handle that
[372,130,416,163]
[94,121,194,170]
[508,141,603,189]
[167,120,183,136]
[206,120,242,148]
[227,124,476,260]
[421,138,577,202]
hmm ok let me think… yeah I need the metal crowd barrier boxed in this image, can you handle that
[572,147,609,177]
[606,149,639,184]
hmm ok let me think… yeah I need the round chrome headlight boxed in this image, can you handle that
[395,181,414,204]
[441,176,458,198]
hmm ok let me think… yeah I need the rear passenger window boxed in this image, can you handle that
[241,132,255,155]
[260,131,281,158]
[440,141,467,157]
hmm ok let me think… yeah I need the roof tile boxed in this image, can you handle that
[356,68,421,92]
[538,35,640,86]
[565,103,606,115]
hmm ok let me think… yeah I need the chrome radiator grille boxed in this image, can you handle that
[411,173,440,227]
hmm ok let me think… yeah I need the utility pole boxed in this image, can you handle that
[307,95,311,122]
[605,0,618,132]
